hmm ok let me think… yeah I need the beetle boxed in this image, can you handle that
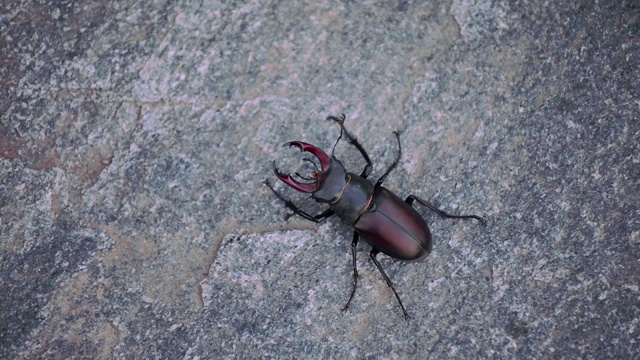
[263,114,484,319]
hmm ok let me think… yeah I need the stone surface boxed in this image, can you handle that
[1,0,639,358]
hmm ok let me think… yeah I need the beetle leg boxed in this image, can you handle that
[263,180,335,222]
[342,232,360,312]
[374,131,402,189]
[405,195,485,225]
[370,249,410,320]
[326,114,373,179]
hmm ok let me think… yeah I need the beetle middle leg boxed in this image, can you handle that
[406,195,485,225]
[326,114,373,179]
[370,248,410,319]
[342,232,360,312]
[263,180,335,222]
[374,131,402,189]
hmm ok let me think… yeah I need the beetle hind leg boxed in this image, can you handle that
[370,249,410,320]
[405,195,485,225]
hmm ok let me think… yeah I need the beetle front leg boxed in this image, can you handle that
[263,180,335,222]
[370,249,410,320]
[406,195,485,225]
[326,114,373,179]
[342,232,360,312]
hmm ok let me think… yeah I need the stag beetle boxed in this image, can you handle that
[264,114,484,319]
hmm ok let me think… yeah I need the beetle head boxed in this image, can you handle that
[273,141,348,202]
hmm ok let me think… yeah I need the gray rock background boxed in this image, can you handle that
[1,0,639,358]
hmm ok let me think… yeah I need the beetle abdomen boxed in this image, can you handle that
[354,187,432,260]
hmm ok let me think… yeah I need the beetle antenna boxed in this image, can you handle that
[295,172,317,181]
[302,158,319,172]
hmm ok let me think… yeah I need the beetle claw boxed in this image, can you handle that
[273,159,319,193]
[283,141,331,171]
[273,141,333,193]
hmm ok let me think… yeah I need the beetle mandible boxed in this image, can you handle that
[264,114,484,319]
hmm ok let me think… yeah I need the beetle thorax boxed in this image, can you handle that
[329,174,374,224]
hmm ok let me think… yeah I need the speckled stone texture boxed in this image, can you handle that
[1,0,638,358]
